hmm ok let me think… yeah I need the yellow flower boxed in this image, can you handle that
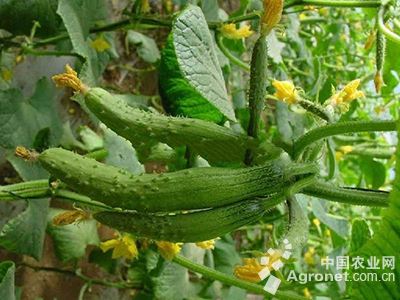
[339,145,353,154]
[303,247,315,265]
[99,235,138,260]
[330,79,365,111]
[272,80,299,104]
[299,13,307,21]
[234,258,264,282]
[220,23,253,39]
[303,287,312,298]
[325,228,331,237]
[90,36,111,52]
[335,145,353,161]
[52,209,90,226]
[312,218,320,227]
[156,241,182,260]
[195,239,218,250]
[1,69,12,81]
[234,249,283,282]
[261,0,283,34]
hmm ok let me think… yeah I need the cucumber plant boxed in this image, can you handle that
[0,1,399,299]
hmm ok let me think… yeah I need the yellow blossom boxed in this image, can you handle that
[1,69,12,81]
[299,13,307,21]
[220,23,253,39]
[335,145,353,161]
[272,80,299,104]
[100,235,138,260]
[90,36,111,52]
[156,241,182,260]
[312,218,320,227]
[325,228,331,237]
[339,145,353,154]
[261,0,283,34]
[234,258,264,282]
[234,249,283,282]
[303,287,312,298]
[303,247,315,265]
[329,79,365,111]
[195,239,218,250]
[52,209,90,226]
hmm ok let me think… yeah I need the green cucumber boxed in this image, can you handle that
[84,87,252,163]
[38,148,316,212]
[93,195,283,242]
[245,34,269,165]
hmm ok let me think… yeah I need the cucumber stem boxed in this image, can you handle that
[285,0,380,8]
[173,254,307,300]
[216,34,250,72]
[302,181,389,207]
[292,120,397,159]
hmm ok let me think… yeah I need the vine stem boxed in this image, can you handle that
[19,263,140,289]
[173,255,307,300]
[302,181,389,207]
[0,181,111,210]
[285,0,380,8]
[215,34,250,72]
[378,6,400,45]
[292,120,397,159]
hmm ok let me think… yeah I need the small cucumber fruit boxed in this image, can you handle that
[245,34,269,165]
[38,148,316,213]
[93,195,283,242]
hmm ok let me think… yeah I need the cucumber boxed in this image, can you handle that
[93,195,283,242]
[84,87,251,164]
[38,148,316,213]
[245,34,268,165]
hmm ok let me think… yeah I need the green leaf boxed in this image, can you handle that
[0,77,62,149]
[213,235,241,274]
[126,31,161,64]
[350,218,371,253]
[351,121,400,300]
[57,0,108,85]
[359,157,386,189]
[0,199,49,260]
[0,0,60,37]
[102,125,144,175]
[151,261,190,300]
[312,199,349,238]
[47,208,99,262]
[159,5,235,122]
[0,261,15,300]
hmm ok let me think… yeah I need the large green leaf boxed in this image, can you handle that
[47,208,99,262]
[159,5,235,123]
[351,121,400,299]
[0,261,15,300]
[0,0,60,37]
[126,31,160,64]
[0,199,49,260]
[56,0,108,85]
[0,78,62,149]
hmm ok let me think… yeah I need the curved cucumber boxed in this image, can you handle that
[84,87,252,163]
[93,195,283,242]
[38,148,315,213]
